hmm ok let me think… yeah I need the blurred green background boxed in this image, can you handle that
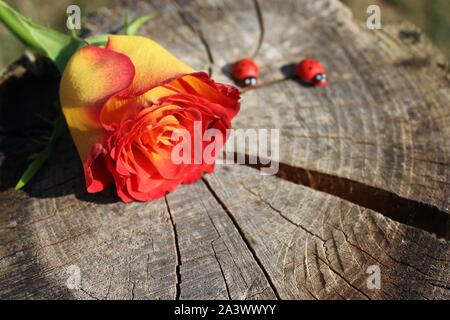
[342,0,450,55]
[0,0,449,70]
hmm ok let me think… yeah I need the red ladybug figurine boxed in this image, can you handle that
[231,58,259,87]
[295,58,328,87]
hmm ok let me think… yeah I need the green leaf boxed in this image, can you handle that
[0,0,83,72]
[123,10,129,35]
[85,34,110,46]
[85,12,156,46]
[15,114,66,190]
[125,12,156,35]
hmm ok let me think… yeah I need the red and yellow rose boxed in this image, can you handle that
[60,35,240,202]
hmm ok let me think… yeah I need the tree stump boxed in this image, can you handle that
[0,0,449,299]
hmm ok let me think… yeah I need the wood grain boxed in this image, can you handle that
[205,164,450,300]
[176,0,450,213]
[0,0,449,299]
[0,138,275,299]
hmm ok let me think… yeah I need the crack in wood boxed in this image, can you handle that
[127,256,136,300]
[239,183,326,242]
[330,234,345,272]
[201,177,281,300]
[313,250,372,300]
[211,241,232,300]
[164,196,181,300]
[175,5,214,76]
[234,153,450,240]
[332,226,391,270]
[79,287,100,300]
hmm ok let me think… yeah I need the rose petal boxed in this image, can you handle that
[60,45,135,162]
[106,35,194,97]
[84,144,113,193]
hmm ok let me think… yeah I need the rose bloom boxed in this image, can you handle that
[60,35,240,202]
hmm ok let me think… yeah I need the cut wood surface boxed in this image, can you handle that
[0,0,449,299]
